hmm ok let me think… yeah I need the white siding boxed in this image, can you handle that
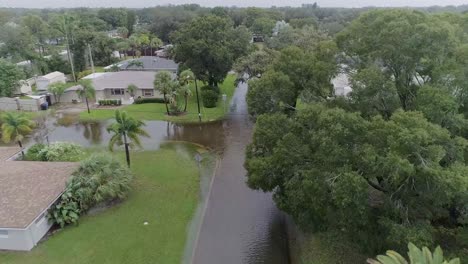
[0,228,34,251]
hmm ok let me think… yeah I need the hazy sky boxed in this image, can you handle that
[0,0,467,8]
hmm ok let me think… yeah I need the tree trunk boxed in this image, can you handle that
[123,133,130,168]
[184,93,188,112]
[65,33,76,82]
[85,97,90,114]
[195,80,201,122]
[164,92,170,115]
[18,140,24,157]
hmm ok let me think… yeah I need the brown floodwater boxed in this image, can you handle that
[30,81,290,264]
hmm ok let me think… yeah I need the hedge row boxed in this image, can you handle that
[98,99,122,106]
[134,97,167,104]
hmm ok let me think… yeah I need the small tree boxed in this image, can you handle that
[154,71,174,115]
[127,84,137,97]
[107,110,149,167]
[125,60,144,70]
[149,36,163,57]
[1,112,35,157]
[77,79,96,114]
[48,82,67,103]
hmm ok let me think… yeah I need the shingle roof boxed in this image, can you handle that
[0,148,78,229]
[119,56,178,71]
[90,71,164,90]
[0,147,20,161]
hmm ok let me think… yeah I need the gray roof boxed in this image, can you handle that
[119,56,178,71]
[90,71,160,90]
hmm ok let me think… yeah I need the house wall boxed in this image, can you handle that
[50,91,81,104]
[0,228,35,251]
[0,210,53,251]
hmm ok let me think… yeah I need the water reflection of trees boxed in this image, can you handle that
[80,121,103,144]
[165,121,226,150]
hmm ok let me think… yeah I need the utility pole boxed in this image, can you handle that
[194,79,202,122]
[88,43,95,74]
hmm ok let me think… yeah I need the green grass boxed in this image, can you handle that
[79,74,237,123]
[0,144,210,264]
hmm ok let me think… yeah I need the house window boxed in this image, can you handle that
[0,230,8,238]
[143,89,154,97]
[110,89,125,95]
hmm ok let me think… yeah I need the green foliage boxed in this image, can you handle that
[25,143,47,161]
[0,59,25,97]
[48,82,67,103]
[133,97,166,104]
[48,153,133,227]
[201,89,218,108]
[367,243,460,264]
[77,79,96,100]
[247,70,295,116]
[251,17,276,36]
[233,48,279,81]
[1,112,34,145]
[246,104,468,252]
[26,142,84,162]
[98,99,122,106]
[47,188,80,228]
[172,15,250,87]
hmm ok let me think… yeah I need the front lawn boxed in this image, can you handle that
[0,143,212,264]
[79,74,236,123]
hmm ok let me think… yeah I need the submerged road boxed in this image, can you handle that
[192,82,290,264]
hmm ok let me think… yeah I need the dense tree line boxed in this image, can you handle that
[243,9,468,260]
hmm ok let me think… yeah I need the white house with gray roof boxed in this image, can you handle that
[83,71,166,104]
[108,56,178,72]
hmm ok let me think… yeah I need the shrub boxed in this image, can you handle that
[27,142,84,162]
[134,97,167,104]
[48,154,133,227]
[201,89,219,108]
[98,99,122,106]
[25,143,47,161]
[201,85,220,95]
[77,69,93,80]
[47,189,80,228]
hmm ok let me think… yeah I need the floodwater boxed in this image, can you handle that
[30,81,290,264]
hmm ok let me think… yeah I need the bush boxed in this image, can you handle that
[98,99,122,106]
[27,142,84,162]
[201,85,220,95]
[77,69,93,80]
[25,143,47,161]
[134,97,167,104]
[48,154,133,227]
[201,89,219,108]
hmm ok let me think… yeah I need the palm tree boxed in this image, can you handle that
[179,70,195,111]
[107,110,149,167]
[1,112,35,157]
[154,71,174,115]
[77,79,96,114]
[179,69,200,119]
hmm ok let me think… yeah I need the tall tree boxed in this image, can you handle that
[107,110,149,167]
[1,112,35,157]
[172,15,250,87]
[0,60,25,97]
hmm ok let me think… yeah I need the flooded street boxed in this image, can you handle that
[30,82,290,264]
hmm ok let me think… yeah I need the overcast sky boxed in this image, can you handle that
[0,0,467,9]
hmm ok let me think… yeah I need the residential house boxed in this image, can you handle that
[83,71,167,104]
[0,147,78,251]
[36,72,66,91]
[110,56,178,73]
